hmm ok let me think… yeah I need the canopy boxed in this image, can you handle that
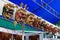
[9,0,60,24]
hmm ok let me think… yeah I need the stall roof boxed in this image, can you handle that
[9,0,60,24]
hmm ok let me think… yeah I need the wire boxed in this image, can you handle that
[41,0,54,4]
[32,7,40,12]
[32,0,60,19]
[32,0,54,13]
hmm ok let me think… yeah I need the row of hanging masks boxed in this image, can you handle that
[2,2,59,35]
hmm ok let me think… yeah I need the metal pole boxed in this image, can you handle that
[39,33,43,40]
[11,34,14,40]
[26,35,29,40]
[22,25,24,40]
[52,35,57,40]
[22,21,25,40]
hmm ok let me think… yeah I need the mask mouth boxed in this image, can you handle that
[30,17,33,20]
[6,15,11,19]
[6,17,10,19]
